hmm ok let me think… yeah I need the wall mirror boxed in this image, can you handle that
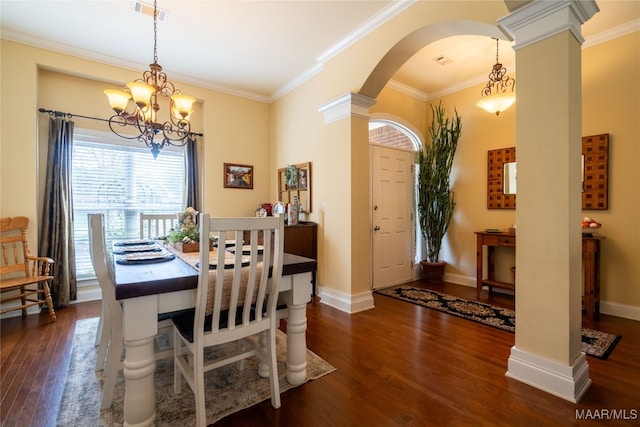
[503,162,517,194]
[277,162,312,213]
[487,147,516,209]
[487,134,609,210]
[582,134,609,209]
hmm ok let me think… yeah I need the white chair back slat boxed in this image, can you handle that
[139,213,177,239]
[195,214,284,343]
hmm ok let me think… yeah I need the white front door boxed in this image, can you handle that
[372,145,414,289]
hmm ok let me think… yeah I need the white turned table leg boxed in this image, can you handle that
[122,296,159,427]
[285,302,308,385]
[280,272,311,385]
[123,337,156,427]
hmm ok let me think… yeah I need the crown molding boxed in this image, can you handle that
[583,18,640,49]
[388,15,635,102]
[272,0,415,101]
[1,29,272,103]
[315,0,415,64]
[385,80,429,101]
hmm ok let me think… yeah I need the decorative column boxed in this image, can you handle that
[499,0,599,402]
[317,92,377,313]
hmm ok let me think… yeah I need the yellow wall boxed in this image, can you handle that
[582,32,640,306]
[270,0,510,303]
[1,2,637,313]
[1,40,272,248]
[371,32,640,310]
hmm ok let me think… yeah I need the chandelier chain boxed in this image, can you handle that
[153,0,158,64]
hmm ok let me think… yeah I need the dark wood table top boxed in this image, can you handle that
[113,252,317,300]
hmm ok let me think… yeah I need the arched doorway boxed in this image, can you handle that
[361,21,507,291]
[369,116,422,289]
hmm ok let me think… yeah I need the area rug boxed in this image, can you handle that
[57,317,336,426]
[376,285,621,360]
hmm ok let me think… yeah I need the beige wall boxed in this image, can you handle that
[582,32,640,306]
[370,31,640,310]
[1,2,637,313]
[270,0,510,302]
[1,40,272,248]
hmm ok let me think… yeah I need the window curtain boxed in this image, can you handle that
[184,137,200,211]
[39,116,76,306]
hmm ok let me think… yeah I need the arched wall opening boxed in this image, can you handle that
[359,19,511,281]
[359,20,510,100]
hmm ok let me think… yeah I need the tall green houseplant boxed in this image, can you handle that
[418,102,462,265]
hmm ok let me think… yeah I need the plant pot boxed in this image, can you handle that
[174,241,199,253]
[420,260,446,284]
[174,241,214,252]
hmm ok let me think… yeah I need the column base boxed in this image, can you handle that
[506,346,591,403]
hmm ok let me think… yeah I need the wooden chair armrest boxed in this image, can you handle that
[26,255,55,276]
[27,255,55,264]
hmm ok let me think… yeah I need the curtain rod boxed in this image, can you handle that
[37,108,204,138]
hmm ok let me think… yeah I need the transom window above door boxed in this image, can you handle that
[369,119,420,152]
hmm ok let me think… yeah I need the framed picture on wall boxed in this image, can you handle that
[223,163,253,189]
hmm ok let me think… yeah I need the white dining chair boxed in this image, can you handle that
[171,214,285,426]
[139,213,177,239]
[88,213,174,409]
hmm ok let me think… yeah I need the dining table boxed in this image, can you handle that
[112,243,316,427]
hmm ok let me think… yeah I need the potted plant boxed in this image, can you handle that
[168,207,201,252]
[417,102,462,284]
[284,164,298,189]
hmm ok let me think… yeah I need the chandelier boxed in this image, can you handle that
[475,38,516,116]
[104,0,195,158]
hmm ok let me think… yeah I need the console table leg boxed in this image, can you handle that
[476,235,483,298]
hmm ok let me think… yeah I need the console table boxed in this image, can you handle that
[474,230,604,320]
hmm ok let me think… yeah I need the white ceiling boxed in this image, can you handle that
[1,1,638,103]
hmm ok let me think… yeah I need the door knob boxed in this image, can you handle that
[374,226,380,231]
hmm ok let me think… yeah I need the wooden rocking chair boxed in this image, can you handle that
[0,216,56,321]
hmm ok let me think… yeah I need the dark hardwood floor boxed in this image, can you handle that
[1,281,638,427]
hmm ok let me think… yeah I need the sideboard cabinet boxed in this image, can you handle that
[285,222,318,294]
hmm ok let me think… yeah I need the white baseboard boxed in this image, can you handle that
[317,287,375,314]
[600,300,640,321]
[0,284,101,321]
[75,284,101,303]
[506,346,592,403]
[446,274,639,321]
[443,272,476,288]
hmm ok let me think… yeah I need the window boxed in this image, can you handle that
[369,120,420,151]
[72,130,185,279]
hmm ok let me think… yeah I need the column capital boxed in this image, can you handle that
[317,92,377,124]
[498,0,599,49]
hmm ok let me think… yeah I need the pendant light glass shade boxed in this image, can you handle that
[476,93,516,116]
[104,89,132,114]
